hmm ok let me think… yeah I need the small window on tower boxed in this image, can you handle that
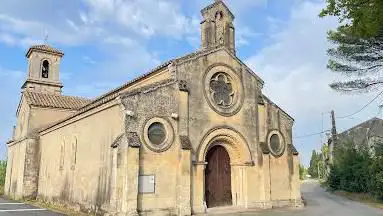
[42,60,49,78]
[215,11,223,20]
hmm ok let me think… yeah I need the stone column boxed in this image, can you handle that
[177,150,191,215]
[231,165,249,208]
[291,156,303,207]
[109,148,118,214]
[117,144,139,216]
[191,162,207,214]
[263,154,271,205]
[126,147,139,215]
[22,137,40,199]
[177,81,192,215]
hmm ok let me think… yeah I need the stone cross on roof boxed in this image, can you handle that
[44,29,49,44]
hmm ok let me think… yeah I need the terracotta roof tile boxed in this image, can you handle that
[24,91,91,110]
[26,44,64,57]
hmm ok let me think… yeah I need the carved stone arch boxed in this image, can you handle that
[196,126,253,165]
[204,63,242,81]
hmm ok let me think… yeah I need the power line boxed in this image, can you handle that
[293,129,331,139]
[337,90,383,119]
[293,91,383,140]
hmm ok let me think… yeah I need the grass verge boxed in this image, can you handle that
[333,191,383,209]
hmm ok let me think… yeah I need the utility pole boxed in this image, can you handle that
[329,110,337,165]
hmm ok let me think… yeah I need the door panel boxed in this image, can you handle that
[205,145,232,208]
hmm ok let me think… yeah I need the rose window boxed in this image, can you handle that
[210,73,234,107]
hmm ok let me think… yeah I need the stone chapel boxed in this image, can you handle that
[4,1,302,215]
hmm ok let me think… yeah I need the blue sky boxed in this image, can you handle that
[0,0,382,166]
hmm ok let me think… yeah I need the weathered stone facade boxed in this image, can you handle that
[5,1,302,215]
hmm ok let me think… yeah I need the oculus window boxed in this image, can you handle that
[148,122,166,145]
[267,131,285,157]
[142,117,174,152]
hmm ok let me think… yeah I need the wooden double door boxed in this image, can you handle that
[205,145,232,208]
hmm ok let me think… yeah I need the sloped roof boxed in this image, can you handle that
[26,44,64,57]
[262,95,294,122]
[339,117,383,136]
[24,91,91,110]
[38,64,174,133]
[338,117,383,142]
[76,60,173,114]
[201,0,234,19]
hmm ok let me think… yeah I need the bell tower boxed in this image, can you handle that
[22,44,64,95]
[200,0,236,54]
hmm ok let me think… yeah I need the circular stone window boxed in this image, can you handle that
[148,123,166,145]
[203,64,244,116]
[142,117,174,152]
[267,131,285,157]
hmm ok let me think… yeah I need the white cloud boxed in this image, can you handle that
[0,66,24,80]
[104,36,135,47]
[0,13,102,47]
[236,26,260,46]
[0,32,16,46]
[246,1,382,165]
[82,56,96,65]
[82,0,198,39]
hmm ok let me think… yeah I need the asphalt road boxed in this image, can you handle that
[221,180,383,216]
[1,181,382,215]
[0,197,63,216]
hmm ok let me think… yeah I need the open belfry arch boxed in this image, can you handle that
[5,1,302,215]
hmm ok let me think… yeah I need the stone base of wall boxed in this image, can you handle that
[36,195,112,216]
[245,199,304,210]
[193,199,304,216]
[28,197,304,216]
[138,208,177,216]
[271,199,304,208]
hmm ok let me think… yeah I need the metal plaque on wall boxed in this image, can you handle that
[138,175,155,193]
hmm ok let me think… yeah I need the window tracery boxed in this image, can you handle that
[210,73,234,107]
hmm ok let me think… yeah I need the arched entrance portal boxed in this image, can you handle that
[205,145,232,208]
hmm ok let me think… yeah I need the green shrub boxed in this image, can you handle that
[326,141,383,200]
[0,160,6,186]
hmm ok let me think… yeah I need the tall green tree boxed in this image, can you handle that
[308,150,319,178]
[0,161,6,185]
[319,0,383,92]
[299,164,307,180]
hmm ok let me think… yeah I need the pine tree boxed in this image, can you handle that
[320,0,383,92]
